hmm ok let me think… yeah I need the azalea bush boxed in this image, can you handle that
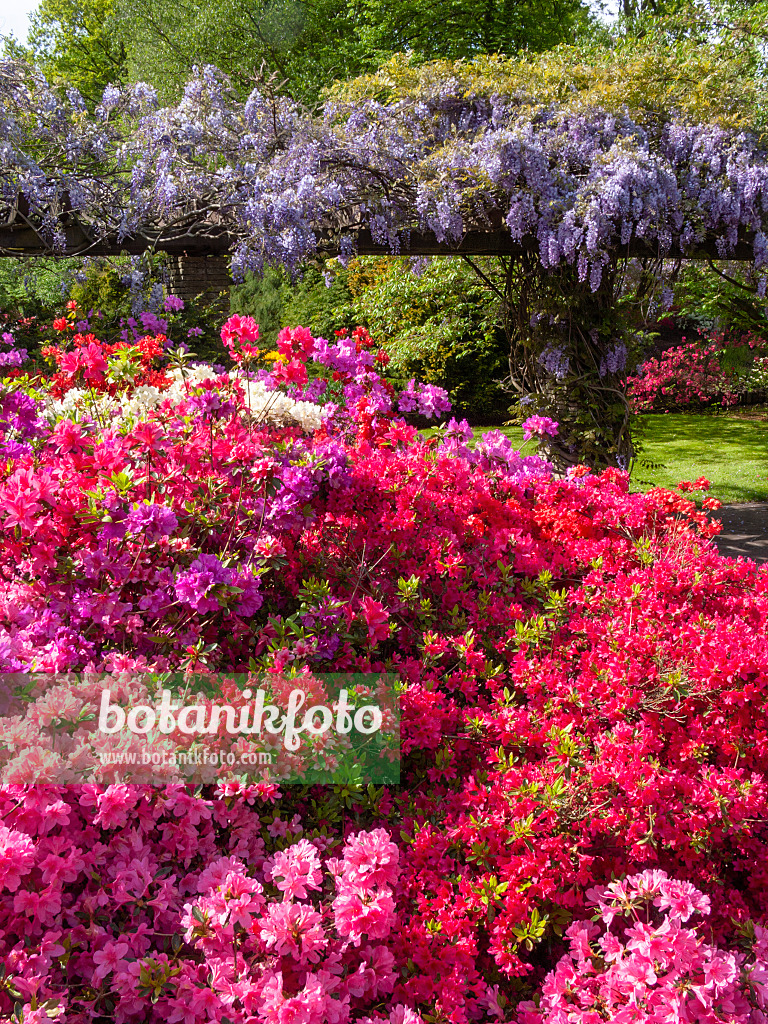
[627,336,738,413]
[518,871,768,1023]
[0,283,225,377]
[627,329,768,413]
[3,309,768,1022]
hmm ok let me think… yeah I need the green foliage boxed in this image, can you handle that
[348,0,592,66]
[282,268,354,339]
[0,259,68,318]
[69,263,132,322]
[674,263,768,337]
[342,256,510,421]
[232,258,510,420]
[230,266,353,347]
[0,256,231,366]
[0,259,72,366]
[117,0,368,103]
[330,32,767,135]
[230,268,287,345]
[8,0,598,107]
[12,0,127,107]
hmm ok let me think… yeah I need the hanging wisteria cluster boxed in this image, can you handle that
[2,58,768,280]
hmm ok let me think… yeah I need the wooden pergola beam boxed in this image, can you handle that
[0,221,758,262]
[0,224,235,257]
[348,229,758,262]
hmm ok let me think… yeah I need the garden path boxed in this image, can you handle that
[710,503,768,563]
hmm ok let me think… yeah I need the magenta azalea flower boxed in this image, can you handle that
[522,414,559,440]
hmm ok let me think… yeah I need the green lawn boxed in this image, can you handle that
[633,413,768,504]
[427,413,768,504]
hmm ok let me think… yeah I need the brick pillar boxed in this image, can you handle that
[165,255,231,303]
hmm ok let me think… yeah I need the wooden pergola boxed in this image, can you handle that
[0,211,757,261]
[0,214,757,299]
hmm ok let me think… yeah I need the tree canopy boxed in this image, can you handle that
[6,0,595,106]
[348,0,592,65]
[4,0,127,108]
[118,0,368,104]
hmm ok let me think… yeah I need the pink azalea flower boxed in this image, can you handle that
[360,597,390,643]
[333,887,396,946]
[341,829,399,889]
[522,414,559,441]
[92,940,130,982]
[0,827,36,892]
[269,838,322,900]
[259,901,327,960]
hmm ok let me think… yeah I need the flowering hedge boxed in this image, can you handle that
[3,310,768,1023]
[627,330,768,413]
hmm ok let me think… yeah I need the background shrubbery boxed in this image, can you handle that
[10,250,768,426]
[230,257,512,422]
[627,330,768,413]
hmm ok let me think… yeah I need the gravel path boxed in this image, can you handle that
[709,503,768,563]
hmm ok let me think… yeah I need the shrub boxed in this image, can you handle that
[626,328,768,412]
[627,336,739,412]
[2,310,768,1022]
[340,256,511,423]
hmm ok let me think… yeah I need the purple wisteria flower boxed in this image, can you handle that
[538,345,570,379]
[599,343,628,377]
[5,59,768,290]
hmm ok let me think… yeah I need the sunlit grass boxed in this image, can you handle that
[633,413,768,504]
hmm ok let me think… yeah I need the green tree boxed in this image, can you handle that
[3,0,596,108]
[349,0,593,64]
[117,0,368,103]
[10,0,128,107]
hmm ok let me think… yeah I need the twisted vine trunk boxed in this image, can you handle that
[495,253,635,472]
